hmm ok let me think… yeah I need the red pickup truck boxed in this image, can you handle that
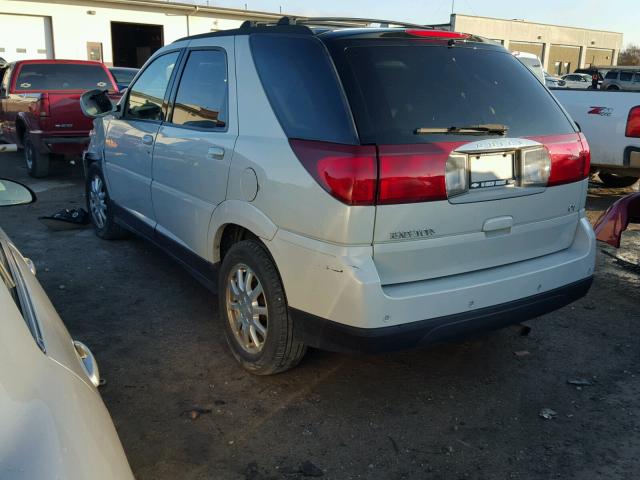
[0,59,119,177]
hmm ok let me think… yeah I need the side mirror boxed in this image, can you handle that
[80,89,114,118]
[0,178,36,206]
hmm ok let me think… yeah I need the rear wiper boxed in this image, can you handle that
[415,124,509,135]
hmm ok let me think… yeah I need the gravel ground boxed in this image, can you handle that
[1,152,639,480]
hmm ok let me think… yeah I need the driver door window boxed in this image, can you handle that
[126,52,179,121]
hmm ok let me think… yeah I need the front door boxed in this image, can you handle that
[152,39,237,259]
[103,50,180,233]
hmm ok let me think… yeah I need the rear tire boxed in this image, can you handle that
[599,172,639,189]
[219,239,307,375]
[606,85,619,91]
[24,134,50,178]
[85,164,128,240]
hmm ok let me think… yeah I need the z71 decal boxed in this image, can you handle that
[588,106,613,116]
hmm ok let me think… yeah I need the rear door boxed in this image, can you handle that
[328,37,588,285]
[151,39,236,258]
[103,51,181,232]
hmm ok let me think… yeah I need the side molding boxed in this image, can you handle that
[208,199,278,263]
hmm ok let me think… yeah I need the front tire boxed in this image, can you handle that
[85,164,128,239]
[219,239,307,375]
[599,172,639,189]
[24,134,50,178]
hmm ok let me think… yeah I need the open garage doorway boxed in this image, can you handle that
[111,22,163,68]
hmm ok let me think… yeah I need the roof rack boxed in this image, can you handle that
[176,16,437,43]
[281,16,434,30]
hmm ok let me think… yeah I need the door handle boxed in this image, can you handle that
[207,146,225,160]
[141,134,154,146]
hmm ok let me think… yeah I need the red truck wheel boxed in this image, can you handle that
[24,134,50,178]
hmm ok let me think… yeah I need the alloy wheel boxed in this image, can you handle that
[89,175,107,229]
[226,264,268,354]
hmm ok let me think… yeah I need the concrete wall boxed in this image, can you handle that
[548,45,581,75]
[509,41,544,59]
[585,47,615,67]
[0,0,281,65]
[451,14,623,72]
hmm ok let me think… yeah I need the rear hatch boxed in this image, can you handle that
[324,31,590,285]
[14,62,118,134]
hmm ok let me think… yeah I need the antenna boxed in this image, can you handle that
[451,0,455,14]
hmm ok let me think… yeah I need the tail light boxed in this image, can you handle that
[378,144,452,204]
[289,139,377,206]
[626,106,640,138]
[545,134,590,187]
[291,134,589,206]
[37,92,50,118]
[405,29,470,40]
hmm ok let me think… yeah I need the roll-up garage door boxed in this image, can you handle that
[0,14,53,62]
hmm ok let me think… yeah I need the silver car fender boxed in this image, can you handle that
[208,199,278,263]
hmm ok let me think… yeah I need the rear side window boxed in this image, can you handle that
[328,42,575,144]
[171,49,227,129]
[605,71,618,79]
[14,63,113,91]
[250,34,357,144]
[127,52,179,121]
[620,72,633,81]
[110,68,137,86]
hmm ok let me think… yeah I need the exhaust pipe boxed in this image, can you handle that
[0,144,17,153]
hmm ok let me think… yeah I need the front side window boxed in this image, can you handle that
[14,63,114,91]
[605,71,618,80]
[171,50,227,129]
[126,52,179,121]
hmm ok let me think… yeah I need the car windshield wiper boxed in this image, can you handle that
[415,124,509,135]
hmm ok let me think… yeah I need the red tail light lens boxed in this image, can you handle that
[378,144,459,204]
[541,134,590,187]
[30,92,50,118]
[578,132,591,178]
[289,139,377,206]
[625,106,640,138]
[405,29,470,39]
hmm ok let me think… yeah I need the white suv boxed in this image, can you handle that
[82,18,596,374]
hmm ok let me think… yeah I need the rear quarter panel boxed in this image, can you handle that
[229,35,375,246]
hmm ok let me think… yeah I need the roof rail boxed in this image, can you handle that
[282,16,434,30]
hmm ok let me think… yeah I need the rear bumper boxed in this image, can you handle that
[267,216,596,341]
[290,277,592,353]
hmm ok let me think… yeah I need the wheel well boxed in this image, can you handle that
[219,224,258,262]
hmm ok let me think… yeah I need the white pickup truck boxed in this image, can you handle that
[553,89,640,188]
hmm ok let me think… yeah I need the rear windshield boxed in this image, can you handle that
[250,34,357,144]
[327,41,575,144]
[14,63,114,91]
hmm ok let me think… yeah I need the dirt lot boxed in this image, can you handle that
[1,153,639,480]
